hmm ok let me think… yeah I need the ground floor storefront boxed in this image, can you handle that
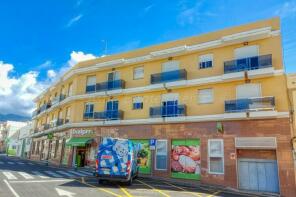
[29,118,296,196]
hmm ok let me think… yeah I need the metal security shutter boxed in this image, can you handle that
[236,84,261,99]
[235,45,259,59]
[238,159,279,193]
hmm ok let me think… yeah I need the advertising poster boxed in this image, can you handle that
[131,139,151,174]
[171,139,201,180]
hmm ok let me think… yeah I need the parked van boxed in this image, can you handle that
[95,137,139,185]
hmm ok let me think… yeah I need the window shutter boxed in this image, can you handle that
[234,45,259,59]
[236,84,261,99]
[162,93,179,102]
[162,61,180,72]
[198,89,213,103]
[87,76,96,86]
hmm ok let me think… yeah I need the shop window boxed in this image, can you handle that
[155,140,168,170]
[199,54,213,69]
[133,67,144,79]
[133,96,143,110]
[198,88,213,104]
[208,139,224,174]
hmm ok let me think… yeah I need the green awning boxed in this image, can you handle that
[66,137,93,146]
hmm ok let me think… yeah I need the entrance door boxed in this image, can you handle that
[238,159,279,193]
[106,100,119,119]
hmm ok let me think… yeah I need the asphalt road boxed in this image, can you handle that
[0,154,255,197]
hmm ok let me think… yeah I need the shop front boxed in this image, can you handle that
[65,129,98,168]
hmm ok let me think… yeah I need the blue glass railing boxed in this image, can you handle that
[83,112,94,119]
[94,110,123,120]
[150,105,186,118]
[86,80,125,93]
[225,96,275,113]
[224,54,272,74]
[151,69,187,84]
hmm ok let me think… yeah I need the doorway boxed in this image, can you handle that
[76,147,86,167]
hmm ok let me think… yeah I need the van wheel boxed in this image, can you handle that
[127,177,133,186]
[98,179,104,184]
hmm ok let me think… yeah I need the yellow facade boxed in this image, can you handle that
[32,17,288,131]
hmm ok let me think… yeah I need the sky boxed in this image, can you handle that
[0,0,296,117]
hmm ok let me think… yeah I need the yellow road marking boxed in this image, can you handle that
[207,190,221,197]
[164,182,203,197]
[74,178,123,197]
[136,179,170,197]
[118,185,134,197]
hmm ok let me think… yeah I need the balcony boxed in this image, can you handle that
[94,110,124,120]
[43,124,50,130]
[224,54,272,74]
[56,119,64,126]
[225,96,275,113]
[85,80,125,93]
[150,105,186,118]
[59,94,66,102]
[83,112,94,119]
[151,69,187,84]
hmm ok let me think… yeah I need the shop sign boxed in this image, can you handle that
[47,133,53,140]
[71,129,94,137]
[149,138,156,150]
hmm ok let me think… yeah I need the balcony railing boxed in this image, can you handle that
[56,119,64,126]
[83,112,94,119]
[150,105,186,118]
[224,54,272,74]
[151,69,187,84]
[225,96,275,113]
[94,110,124,120]
[86,80,125,93]
[59,94,66,102]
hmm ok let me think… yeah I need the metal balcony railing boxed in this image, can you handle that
[83,112,94,119]
[224,96,275,113]
[151,69,187,84]
[94,110,124,120]
[86,80,125,93]
[39,104,47,113]
[56,119,64,126]
[224,54,272,74]
[150,105,186,118]
[59,94,66,102]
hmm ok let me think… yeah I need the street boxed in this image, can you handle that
[0,155,255,197]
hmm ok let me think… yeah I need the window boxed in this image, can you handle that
[68,82,73,96]
[107,71,120,81]
[84,103,94,118]
[133,96,143,109]
[208,139,224,174]
[199,54,213,69]
[198,88,213,104]
[236,84,261,99]
[155,140,168,170]
[65,107,71,123]
[133,67,144,79]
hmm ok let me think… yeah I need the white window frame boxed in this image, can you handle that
[199,54,213,69]
[198,88,213,104]
[133,67,144,80]
[155,139,168,170]
[208,139,224,174]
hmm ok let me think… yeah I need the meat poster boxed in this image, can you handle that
[171,139,201,180]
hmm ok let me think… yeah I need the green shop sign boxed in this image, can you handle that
[47,133,53,140]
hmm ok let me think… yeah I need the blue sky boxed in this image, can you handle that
[0,0,296,116]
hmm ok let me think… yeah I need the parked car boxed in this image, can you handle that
[95,137,139,185]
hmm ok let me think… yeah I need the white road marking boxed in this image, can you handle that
[18,172,34,179]
[7,162,15,165]
[44,171,63,178]
[4,179,20,197]
[0,161,4,164]
[28,162,34,165]
[77,171,92,176]
[68,170,86,176]
[56,188,76,197]
[3,172,17,180]
[17,162,25,165]
[56,171,75,177]
[31,171,49,179]
[9,179,69,183]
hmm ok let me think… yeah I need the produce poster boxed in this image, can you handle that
[131,139,151,174]
[171,139,201,180]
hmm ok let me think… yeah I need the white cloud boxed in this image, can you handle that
[47,70,56,79]
[0,61,47,117]
[275,1,296,18]
[37,60,52,70]
[66,14,83,28]
[177,0,217,26]
[0,51,96,117]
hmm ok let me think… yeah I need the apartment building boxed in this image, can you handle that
[30,18,296,196]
